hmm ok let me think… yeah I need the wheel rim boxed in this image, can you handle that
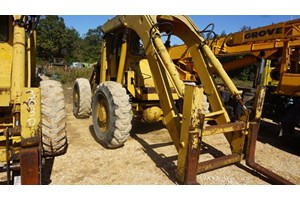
[96,93,109,133]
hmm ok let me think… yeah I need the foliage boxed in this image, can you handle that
[212,25,256,85]
[36,16,80,63]
[44,66,94,85]
[36,17,257,87]
[36,15,103,66]
[73,26,103,63]
[214,77,253,87]
[228,65,256,82]
[218,56,257,83]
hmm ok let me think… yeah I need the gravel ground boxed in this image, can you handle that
[46,86,300,185]
[1,85,299,186]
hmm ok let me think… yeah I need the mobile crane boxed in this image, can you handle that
[210,18,300,135]
[73,15,293,184]
[0,15,68,184]
[168,18,300,135]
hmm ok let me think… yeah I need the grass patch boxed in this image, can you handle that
[43,66,253,89]
[45,67,93,86]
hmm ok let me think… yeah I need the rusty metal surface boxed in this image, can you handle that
[184,131,200,185]
[20,147,40,185]
[197,153,242,174]
[202,122,246,136]
[10,126,21,136]
[246,122,293,185]
[21,136,40,148]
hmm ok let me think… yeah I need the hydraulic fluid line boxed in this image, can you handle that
[199,23,217,48]
[255,59,266,87]
[150,24,185,97]
[200,43,247,111]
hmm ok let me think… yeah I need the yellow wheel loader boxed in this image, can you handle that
[0,15,68,185]
[73,15,293,184]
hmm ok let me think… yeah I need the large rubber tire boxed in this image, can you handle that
[92,81,132,148]
[41,80,68,157]
[73,78,92,118]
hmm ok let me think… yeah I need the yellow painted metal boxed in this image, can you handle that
[152,34,185,97]
[93,15,296,184]
[10,15,26,104]
[253,86,267,120]
[99,15,251,152]
[26,31,37,87]
[0,16,41,172]
[116,39,128,84]
[207,17,300,99]
[280,42,291,75]
[202,122,246,136]
[138,59,156,88]
[97,96,108,133]
[168,44,190,60]
[99,16,256,179]
[221,55,258,73]
[0,90,10,107]
[210,18,300,55]
[277,73,300,96]
[142,106,163,123]
[262,60,276,86]
[177,85,204,182]
[0,148,6,162]
[130,59,179,101]
[127,70,136,97]
[103,16,183,150]
[30,31,37,85]
[0,136,21,163]
[189,44,231,124]
[202,45,245,108]
[20,88,41,146]
[100,41,108,82]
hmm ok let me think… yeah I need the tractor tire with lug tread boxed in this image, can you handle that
[92,81,132,149]
[73,78,92,118]
[41,80,68,157]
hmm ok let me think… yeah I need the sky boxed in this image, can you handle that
[2,0,300,39]
[61,15,300,38]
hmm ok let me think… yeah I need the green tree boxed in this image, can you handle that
[36,15,80,64]
[225,25,256,82]
[78,25,103,63]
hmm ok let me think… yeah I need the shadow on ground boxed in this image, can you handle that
[41,157,55,185]
[258,119,300,156]
[130,120,180,184]
[129,119,290,184]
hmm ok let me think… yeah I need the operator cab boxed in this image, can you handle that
[0,16,9,42]
[0,16,13,90]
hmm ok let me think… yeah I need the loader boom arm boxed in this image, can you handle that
[93,15,294,184]
[101,15,245,150]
